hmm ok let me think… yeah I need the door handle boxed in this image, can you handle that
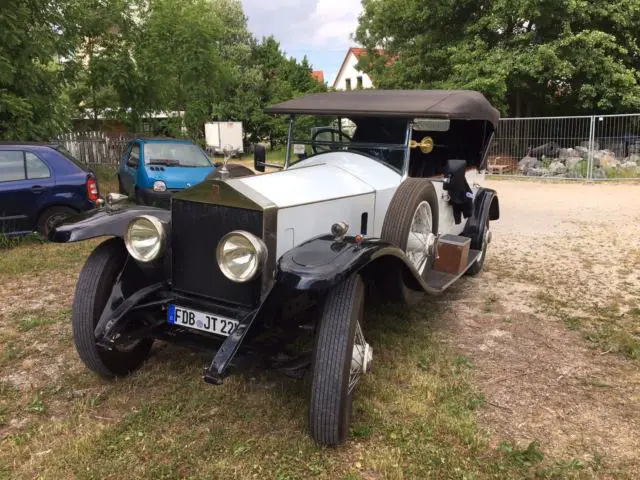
[31,185,44,193]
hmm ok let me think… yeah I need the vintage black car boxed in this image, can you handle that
[52,90,500,446]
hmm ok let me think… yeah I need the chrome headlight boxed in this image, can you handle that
[153,180,167,192]
[125,215,166,262]
[216,231,267,283]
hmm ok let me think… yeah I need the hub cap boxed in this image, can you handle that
[45,213,70,237]
[477,226,491,262]
[406,201,437,274]
[349,321,372,394]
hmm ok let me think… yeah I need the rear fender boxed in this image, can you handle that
[462,188,499,249]
[50,205,171,242]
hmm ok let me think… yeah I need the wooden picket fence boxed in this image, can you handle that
[57,132,131,166]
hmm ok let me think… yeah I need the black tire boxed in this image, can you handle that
[72,238,153,378]
[117,175,126,194]
[207,163,256,179]
[309,275,365,446]
[466,218,490,276]
[380,178,439,305]
[133,187,143,205]
[37,206,76,238]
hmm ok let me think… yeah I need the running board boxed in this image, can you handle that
[423,249,481,294]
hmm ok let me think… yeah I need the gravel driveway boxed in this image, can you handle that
[446,180,640,471]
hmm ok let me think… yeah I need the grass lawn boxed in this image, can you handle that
[0,239,590,479]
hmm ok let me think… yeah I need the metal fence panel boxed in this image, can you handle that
[488,114,640,181]
[590,114,640,180]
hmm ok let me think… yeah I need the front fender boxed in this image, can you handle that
[50,204,171,243]
[276,235,440,295]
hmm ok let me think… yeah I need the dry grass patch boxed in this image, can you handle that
[0,296,585,479]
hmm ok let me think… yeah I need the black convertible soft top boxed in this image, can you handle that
[266,90,500,128]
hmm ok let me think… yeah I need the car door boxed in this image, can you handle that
[0,150,54,234]
[120,143,140,194]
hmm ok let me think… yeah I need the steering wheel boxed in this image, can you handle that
[311,128,353,154]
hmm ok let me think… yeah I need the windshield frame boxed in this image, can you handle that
[143,142,212,168]
[285,115,413,176]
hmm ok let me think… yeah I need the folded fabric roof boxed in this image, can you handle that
[266,90,500,128]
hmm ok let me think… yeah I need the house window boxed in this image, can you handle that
[345,78,352,90]
[357,76,363,89]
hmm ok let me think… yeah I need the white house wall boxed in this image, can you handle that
[333,53,375,91]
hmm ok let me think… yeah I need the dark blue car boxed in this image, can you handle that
[0,143,100,237]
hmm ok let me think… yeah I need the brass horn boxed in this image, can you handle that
[409,136,435,154]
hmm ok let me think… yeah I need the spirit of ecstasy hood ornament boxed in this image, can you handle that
[218,144,235,180]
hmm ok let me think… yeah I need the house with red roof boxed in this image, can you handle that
[332,47,385,91]
[311,70,325,84]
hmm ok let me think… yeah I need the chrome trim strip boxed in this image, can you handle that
[401,120,413,180]
[261,204,278,299]
[284,116,295,169]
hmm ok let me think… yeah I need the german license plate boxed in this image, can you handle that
[168,305,239,337]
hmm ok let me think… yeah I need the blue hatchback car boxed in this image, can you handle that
[117,138,215,207]
[0,143,100,237]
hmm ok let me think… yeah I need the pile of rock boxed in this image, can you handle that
[517,141,640,178]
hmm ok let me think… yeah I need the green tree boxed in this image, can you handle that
[356,0,640,116]
[67,0,144,130]
[215,35,326,147]
[1,0,326,142]
[0,1,76,140]
[135,0,229,139]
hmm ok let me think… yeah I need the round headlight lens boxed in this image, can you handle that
[125,215,165,262]
[153,180,167,192]
[216,231,267,283]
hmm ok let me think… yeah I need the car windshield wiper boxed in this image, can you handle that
[179,162,213,168]
[147,159,180,166]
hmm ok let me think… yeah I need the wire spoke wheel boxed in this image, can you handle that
[348,320,372,394]
[406,201,436,274]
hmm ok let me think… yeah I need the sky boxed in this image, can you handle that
[240,0,363,86]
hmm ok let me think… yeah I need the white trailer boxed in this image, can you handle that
[205,122,244,155]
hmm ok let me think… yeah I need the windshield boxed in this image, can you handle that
[144,143,211,167]
[290,116,409,172]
